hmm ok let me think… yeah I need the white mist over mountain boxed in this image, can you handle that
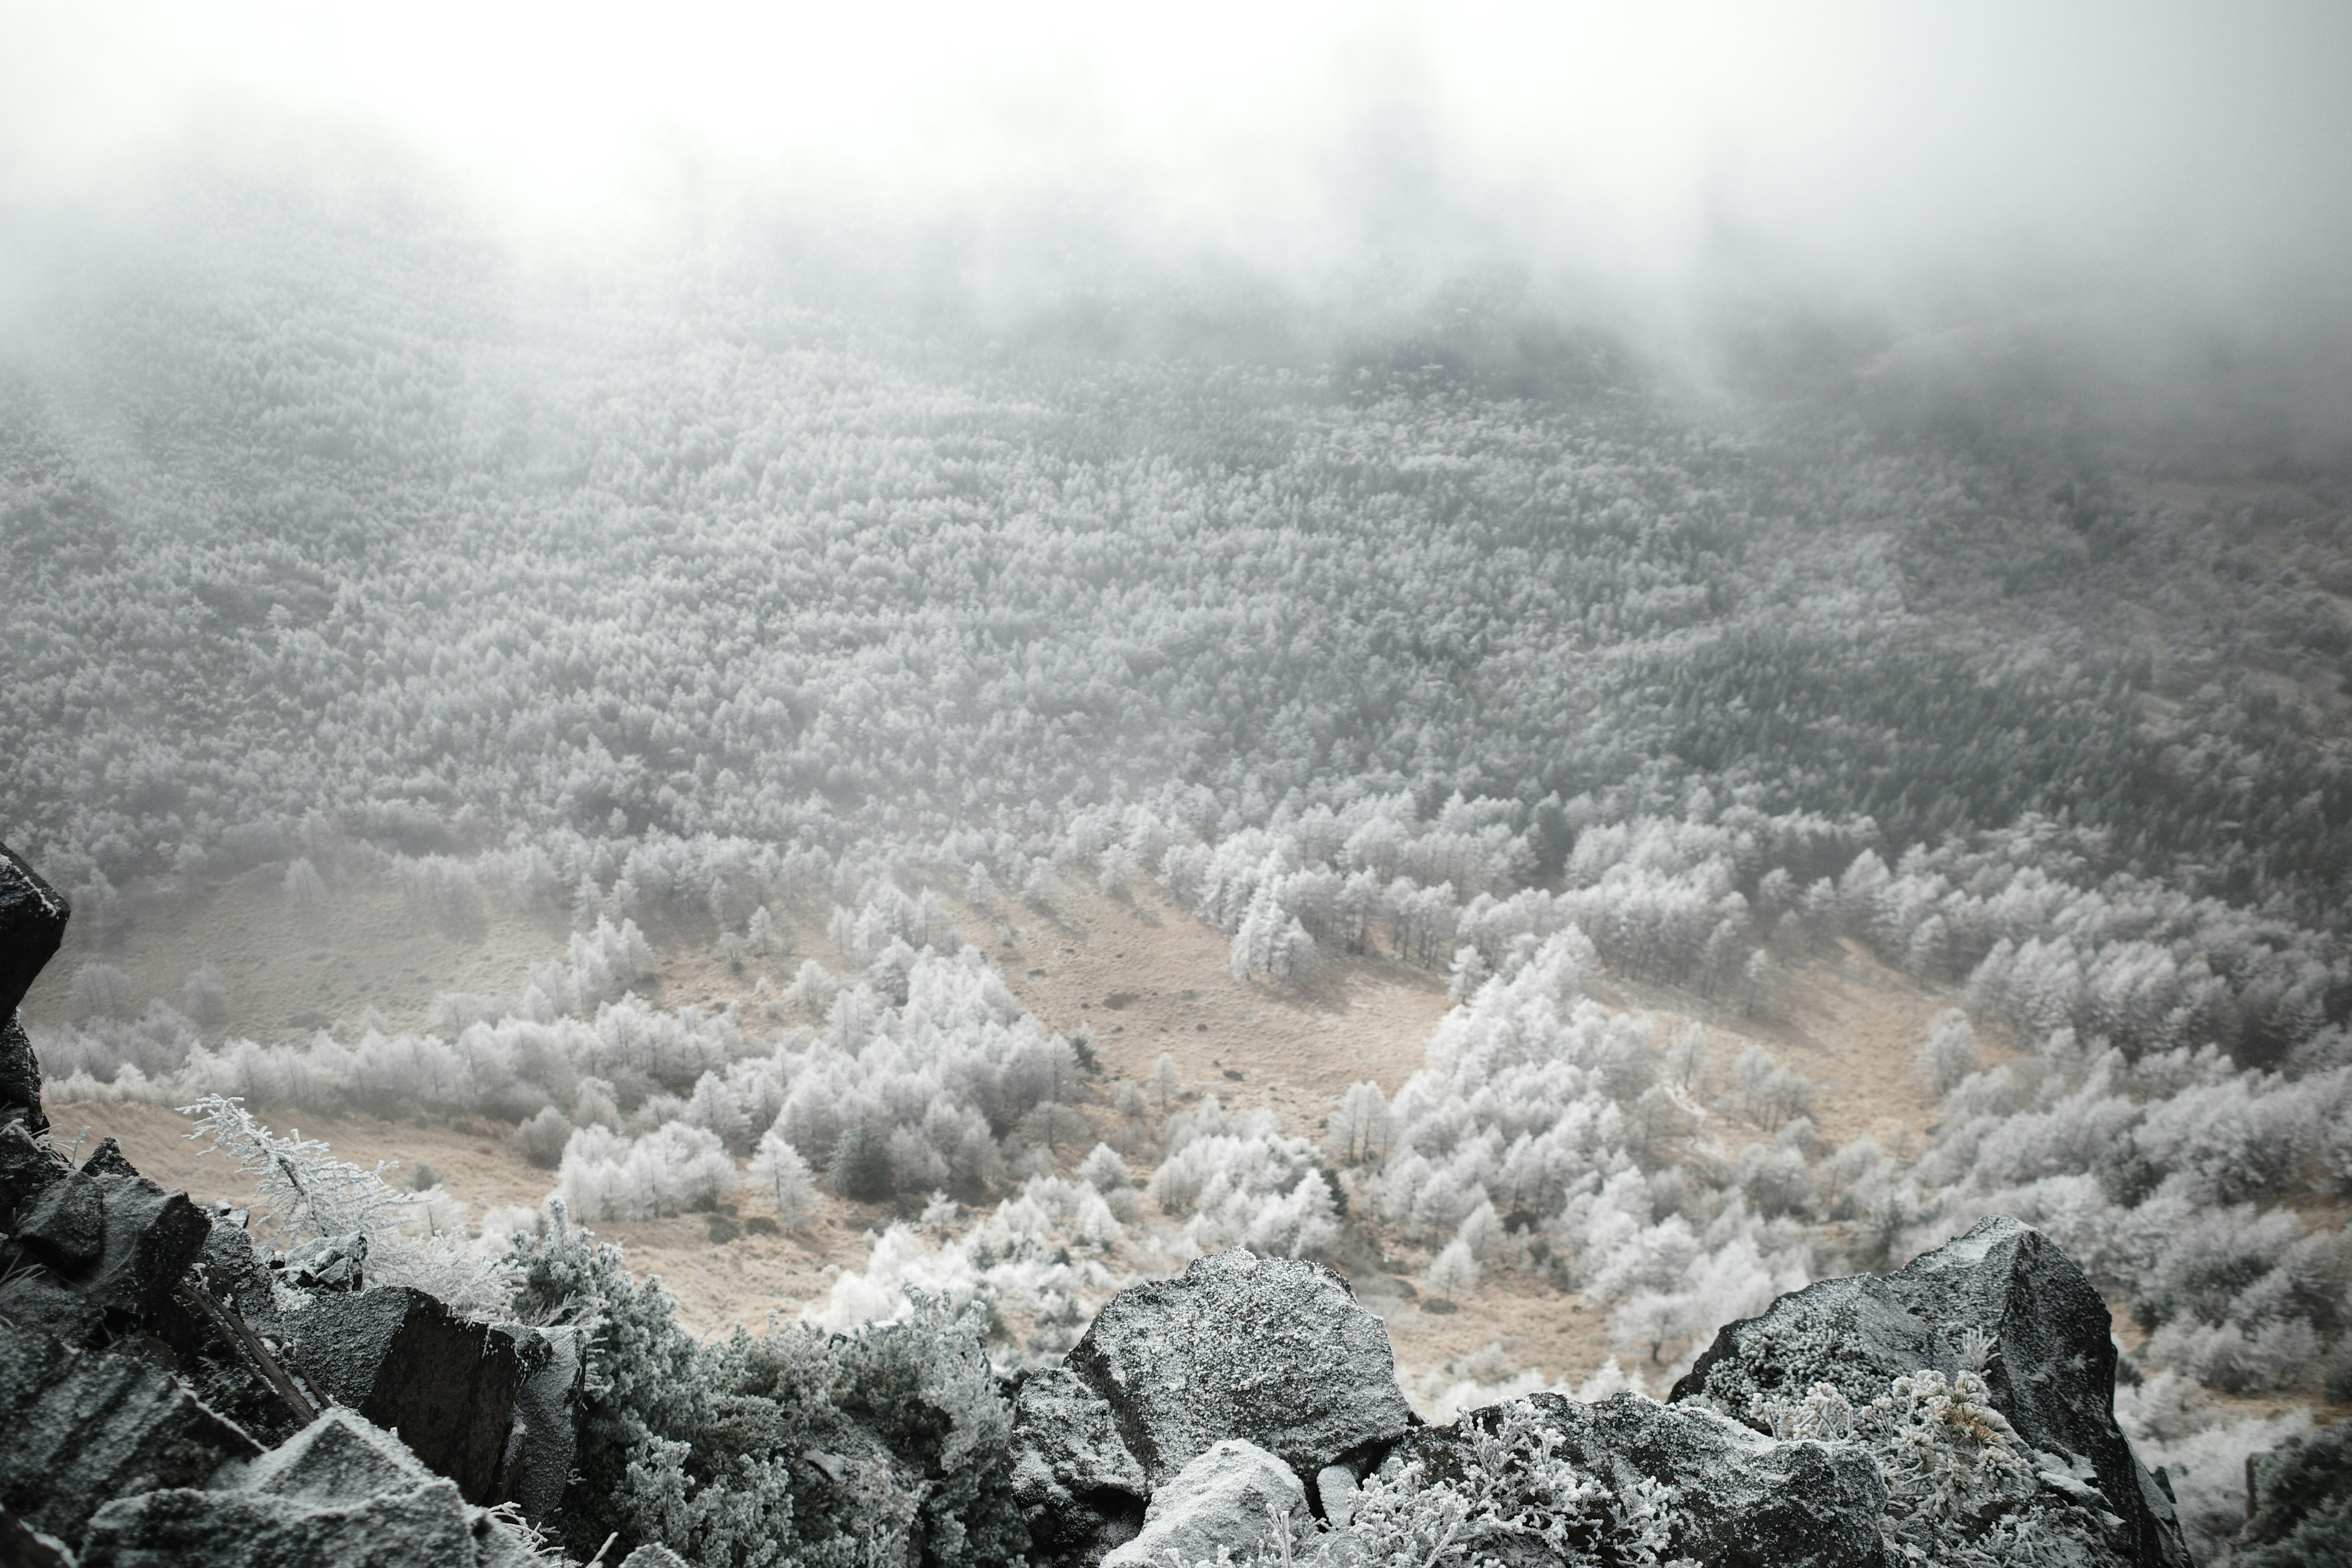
[7,0,2349,330]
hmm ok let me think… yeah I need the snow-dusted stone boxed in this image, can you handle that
[0,1140,213,1347]
[1590,1393,1885,1567]
[0,1324,260,1547]
[1063,1250,1416,1487]
[1675,1215,2190,1568]
[0,842,67,1136]
[81,1408,539,1568]
[279,1286,531,1505]
[1384,1391,1885,1568]
[1102,1439,1306,1568]
[1314,1463,1359,1527]
[1010,1365,1148,1564]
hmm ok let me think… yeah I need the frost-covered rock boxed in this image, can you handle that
[1101,1438,1306,1568]
[1010,1365,1150,1564]
[1382,1390,1886,1568]
[80,1407,539,1568]
[0,1323,261,1547]
[1064,1250,1417,1489]
[278,1286,533,1506]
[0,1137,211,1347]
[1675,1215,2189,1567]
[0,842,67,1136]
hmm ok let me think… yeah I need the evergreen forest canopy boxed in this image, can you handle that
[6,165,2352,1564]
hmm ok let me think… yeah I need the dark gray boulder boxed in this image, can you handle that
[0,1139,214,1348]
[0,1324,260,1547]
[0,843,65,1137]
[0,1121,62,1226]
[1674,1215,2188,1568]
[1010,1365,1150,1566]
[0,844,69,1021]
[1063,1250,1417,1489]
[0,1143,213,1351]
[279,1286,530,1504]
[0,1019,44,1140]
[0,1504,75,1568]
[81,1406,540,1568]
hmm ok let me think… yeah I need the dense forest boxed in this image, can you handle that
[6,172,2350,1562]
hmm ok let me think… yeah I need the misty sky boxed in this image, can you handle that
[5,2,2351,341]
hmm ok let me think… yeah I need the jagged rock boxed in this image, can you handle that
[618,1547,693,1568]
[2234,1419,2352,1567]
[0,844,65,1139]
[1063,1250,1417,1488]
[1101,1438,1306,1568]
[1591,1393,1885,1567]
[0,1140,213,1348]
[0,845,69,1020]
[1381,1391,1887,1568]
[279,1286,529,1504]
[1011,1365,1150,1564]
[0,1323,260,1547]
[0,1019,44,1140]
[497,1324,585,1522]
[281,1232,368,1292]
[0,1505,75,1568]
[1674,1215,2188,1568]
[0,1121,62,1224]
[81,1406,540,1567]
[17,1165,104,1264]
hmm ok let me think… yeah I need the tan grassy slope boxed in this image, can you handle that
[46,870,1959,1373]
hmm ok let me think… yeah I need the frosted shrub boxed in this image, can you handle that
[182,1095,508,1311]
[183,963,228,1028]
[556,1120,736,1221]
[70,961,135,1020]
[748,1125,819,1226]
[1915,1009,1980,1096]
[1076,1142,1131,1191]
[1338,1400,1676,1568]
[513,1105,575,1168]
[1427,1238,1481,1299]
[2117,1372,2315,1562]
[1738,1368,2108,1566]
[1148,1097,1340,1257]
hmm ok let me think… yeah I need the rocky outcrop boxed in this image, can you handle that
[1017,1249,1416,1562]
[1382,1390,1888,1568]
[0,1324,262,1546]
[1674,1215,2188,1568]
[279,1286,533,1505]
[0,840,590,1566]
[1063,1250,1418,1485]
[1014,1223,2193,1568]
[0,845,67,1136]
[80,1407,540,1567]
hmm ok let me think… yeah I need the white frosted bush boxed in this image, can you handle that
[748,1125,819,1227]
[555,1119,736,1221]
[1427,1238,1481,1298]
